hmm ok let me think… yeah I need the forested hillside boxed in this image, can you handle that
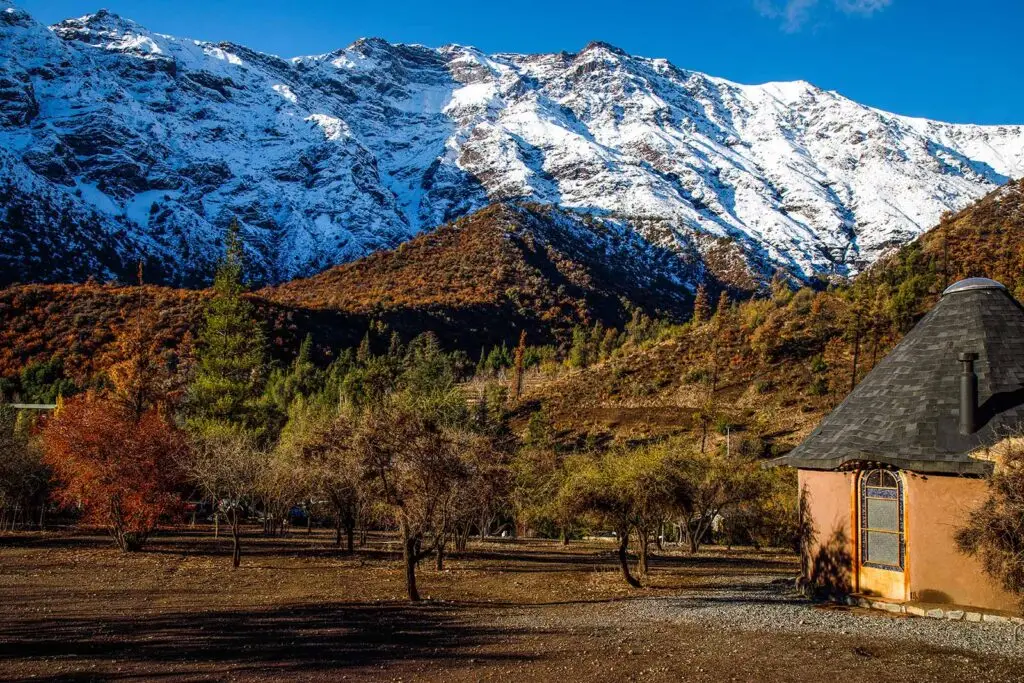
[2,179,1023,430]
[0,203,695,398]
[0,283,360,398]
[515,178,1024,455]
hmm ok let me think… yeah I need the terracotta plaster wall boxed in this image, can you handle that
[798,469,855,593]
[903,473,1017,612]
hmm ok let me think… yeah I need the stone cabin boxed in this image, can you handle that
[779,277,1021,613]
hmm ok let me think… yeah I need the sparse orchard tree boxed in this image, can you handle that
[559,446,678,588]
[259,445,307,538]
[354,402,467,601]
[513,410,578,543]
[180,430,267,568]
[674,445,767,554]
[720,461,800,550]
[447,430,511,557]
[623,444,684,577]
[41,393,185,552]
[302,412,367,552]
[560,454,639,586]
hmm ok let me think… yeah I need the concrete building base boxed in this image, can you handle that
[842,593,1023,624]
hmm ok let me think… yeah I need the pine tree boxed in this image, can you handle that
[387,332,402,359]
[590,321,605,362]
[262,333,321,419]
[568,326,590,369]
[512,330,527,400]
[692,285,711,324]
[292,334,319,394]
[770,271,792,303]
[600,327,619,361]
[485,344,512,373]
[187,219,268,436]
[356,332,372,365]
[714,291,730,321]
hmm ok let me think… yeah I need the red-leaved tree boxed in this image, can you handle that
[42,393,185,551]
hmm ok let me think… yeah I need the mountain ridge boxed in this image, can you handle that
[1,2,1022,287]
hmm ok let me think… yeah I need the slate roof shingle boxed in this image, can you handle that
[779,279,1024,475]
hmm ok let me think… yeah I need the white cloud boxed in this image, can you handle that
[835,0,893,15]
[756,0,893,32]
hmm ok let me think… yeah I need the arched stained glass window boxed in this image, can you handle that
[860,469,904,570]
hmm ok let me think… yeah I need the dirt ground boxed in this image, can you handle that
[0,529,1020,682]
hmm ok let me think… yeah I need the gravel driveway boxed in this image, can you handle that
[627,576,1024,659]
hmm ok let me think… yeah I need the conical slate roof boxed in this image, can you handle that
[781,278,1024,475]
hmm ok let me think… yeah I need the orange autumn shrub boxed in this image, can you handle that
[42,393,186,551]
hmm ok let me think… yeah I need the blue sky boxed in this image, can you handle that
[20,0,1024,124]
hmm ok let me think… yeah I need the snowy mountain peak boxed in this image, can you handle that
[53,9,152,47]
[0,2,1022,288]
[579,41,629,57]
[0,2,31,26]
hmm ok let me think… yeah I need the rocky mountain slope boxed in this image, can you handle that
[2,2,1022,287]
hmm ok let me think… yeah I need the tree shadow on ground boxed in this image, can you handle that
[456,548,795,573]
[0,601,535,678]
[0,533,109,550]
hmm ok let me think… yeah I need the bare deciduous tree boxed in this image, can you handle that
[674,446,767,554]
[354,404,467,601]
[441,430,511,564]
[180,431,267,568]
[302,414,367,552]
[259,447,306,538]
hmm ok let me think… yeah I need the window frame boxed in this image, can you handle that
[859,469,905,571]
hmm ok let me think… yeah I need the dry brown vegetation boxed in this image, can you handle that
[2,179,1023,427]
[0,283,361,392]
[0,283,205,385]
[914,179,1024,296]
[515,283,879,457]
[265,204,692,325]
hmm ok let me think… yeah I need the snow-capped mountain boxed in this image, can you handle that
[2,3,1022,287]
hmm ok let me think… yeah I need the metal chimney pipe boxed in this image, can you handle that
[958,352,979,435]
